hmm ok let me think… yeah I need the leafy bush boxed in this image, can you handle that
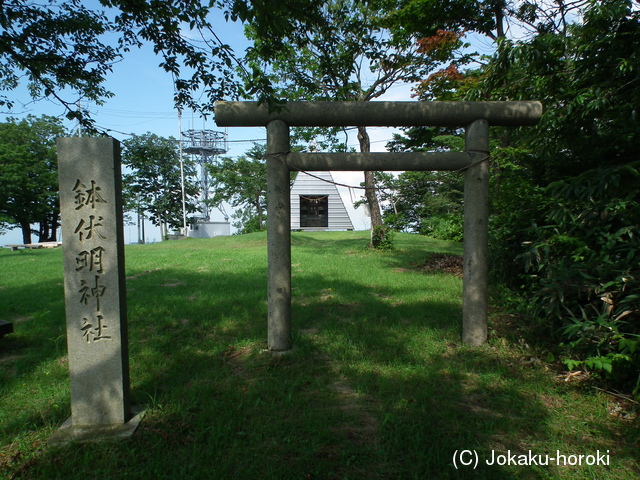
[420,213,463,242]
[488,147,549,287]
[516,162,640,392]
[232,210,266,235]
[371,225,395,250]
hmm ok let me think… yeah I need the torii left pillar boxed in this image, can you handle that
[266,120,292,351]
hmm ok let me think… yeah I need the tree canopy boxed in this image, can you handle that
[0,0,328,130]
[207,143,267,234]
[0,115,65,244]
[122,133,199,238]
[244,0,451,246]
[206,143,295,234]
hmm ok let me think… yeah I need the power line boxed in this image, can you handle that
[227,138,266,143]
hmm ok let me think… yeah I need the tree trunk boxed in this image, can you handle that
[38,218,50,243]
[49,215,59,242]
[256,194,263,229]
[20,219,32,244]
[494,2,505,39]
[37,212,57,242]
[357,126,384,246]
[49,199,60,242]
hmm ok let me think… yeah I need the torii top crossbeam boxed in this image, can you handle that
[214,100,542,127]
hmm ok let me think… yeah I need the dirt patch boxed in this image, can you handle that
[328,380,379,446]
[0,354,21,364]
[414,253,463,276]
[222,344,256,380]
[397,253,463,277]
[159,279,186,288]
[126,267,161,280]
[299,327,319,336]
[9,315,32,324]
[320,288,334,301]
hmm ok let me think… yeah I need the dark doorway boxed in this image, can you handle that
[300,195,328,227]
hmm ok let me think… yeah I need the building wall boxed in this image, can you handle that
[290,171,354,230]
[188,221,231,238]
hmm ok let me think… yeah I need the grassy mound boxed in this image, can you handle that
[1,232,637,479]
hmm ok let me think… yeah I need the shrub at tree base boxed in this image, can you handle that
[371,225,395,250]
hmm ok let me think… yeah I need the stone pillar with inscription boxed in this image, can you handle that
[51,137,142,444]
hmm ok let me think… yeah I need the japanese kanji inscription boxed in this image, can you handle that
[56,137,131,429]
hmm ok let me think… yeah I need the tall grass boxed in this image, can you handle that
[0,231,637,479]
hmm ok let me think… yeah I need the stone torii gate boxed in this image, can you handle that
[215,101,542,351]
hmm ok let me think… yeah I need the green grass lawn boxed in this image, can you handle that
[1,231,638,479]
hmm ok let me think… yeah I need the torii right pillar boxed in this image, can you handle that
[463,119,489,346]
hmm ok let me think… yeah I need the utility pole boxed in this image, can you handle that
[178,110,187,236]
[77,99,82,137]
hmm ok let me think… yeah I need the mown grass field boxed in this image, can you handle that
[1,231,638,479]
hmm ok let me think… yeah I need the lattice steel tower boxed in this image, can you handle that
[181,129,228,221]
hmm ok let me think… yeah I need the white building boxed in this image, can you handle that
[290,171,354,231]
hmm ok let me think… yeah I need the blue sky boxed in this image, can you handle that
[1,9,496,245]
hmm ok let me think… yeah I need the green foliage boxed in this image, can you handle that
[381,0,504,39]
[421,213,463,241]
[207,144,268,233]
[370,224,395,250]
[0,115,65,243]
[122,133,199,234]
[0,0,331,127]
[376,168,464,241]
[0,1,119,125]
[515,162,640,389]
[380,136,465,237]
[475,0,640,179]
[488,146,548,285]
[231,206,266,235]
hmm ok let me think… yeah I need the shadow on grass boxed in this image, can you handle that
[1,237,636,479]
[0,250,70,443]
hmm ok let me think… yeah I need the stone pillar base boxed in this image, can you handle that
[49,405,145,446]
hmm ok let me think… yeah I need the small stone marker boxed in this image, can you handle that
[51,137,142,444]
[0,320,13,337]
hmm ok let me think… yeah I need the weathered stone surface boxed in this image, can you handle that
[0,320,13,337]
[215,100,543,127]
[56,137,131,427]
[463,120,489,346]
[286,151,473,171]
[266,120,292,351]
[49,406,145,446]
